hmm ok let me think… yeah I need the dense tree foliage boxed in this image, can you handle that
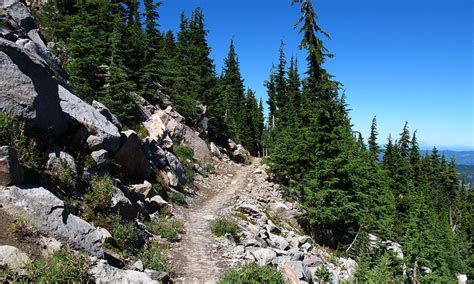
[37,0,264,149]
[265,0,473,282]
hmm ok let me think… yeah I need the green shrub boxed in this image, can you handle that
[131,124,150,140]
[173,144,195,181]
[51,163,76,193]
[26,249,90,283]
[210,218,240,240]
[314,266,332,283]
[139,244,168,272]
[173,144,194,161]
[84,176,115,213]
[170,191,187,206]
[84,155,97,168]
[147,218,184,242]
[219,263,285,284]
[112,223,140,254]
[9,216,37,240]
[204,162,216,173]
[0,113,41,173]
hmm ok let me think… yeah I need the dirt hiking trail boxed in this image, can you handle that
[170,158,260,283]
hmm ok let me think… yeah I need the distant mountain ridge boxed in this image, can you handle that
[377,149,474,165]
[420,150,474,165]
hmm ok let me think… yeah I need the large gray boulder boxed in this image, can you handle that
[46,149,77,176]
[0,146,23,186]
[0,186,104,257]
[16,38,67,86]
[210,142,221,157]
[92,100,122,129]
[182,128,211,162]
[58,85,121,152]
[0,38,120,150]
[89,261,159,284]
[250,248,277,266]
[114,130,153,179]
[142,138,168,169]
[0,245,30,271]
[0,38,68,136]
[110,185,137,220]
[231,144,250,163]
[2,1,45,47]
[166,151,187,186]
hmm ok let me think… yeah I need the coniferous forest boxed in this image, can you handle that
[30,0,473,282]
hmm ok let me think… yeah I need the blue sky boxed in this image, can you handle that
[158,0,473,150]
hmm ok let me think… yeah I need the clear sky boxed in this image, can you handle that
[158,0,473,150]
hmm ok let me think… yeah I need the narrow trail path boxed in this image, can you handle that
[170,159,259,283]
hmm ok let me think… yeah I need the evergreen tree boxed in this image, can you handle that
[122,0,144,85]
[287,56,301,126]
[265,65,277,128]
[274,41,288,125]
[171,13,197,120]
[220,40,246,143]
[188,7,216,106]
[62,1,115,102]
[241,89,262,154]
[368,116,379,163]
[140,0,163,102]
[100,15,137,124]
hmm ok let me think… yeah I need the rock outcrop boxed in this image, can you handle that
[114,130,153,179]
[0,38,121,151]
[0,186,104,257]
[158,107,211,162]
[0,38,68,136]
[46,149,77,176]
[1,0,45,47]
[92,100,122,129]
[58,85,120,152]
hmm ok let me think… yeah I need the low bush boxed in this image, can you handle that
[210,218,240,240]
[51,163,76,194]
[112,223,140,255]
[147,218,184,242]
[173,144,194,161]
[0,113,42,174]
[139,243,168,272]
[218,263,285,284]
[131,124,150,140]
[204,162,216,173]
[170,191,187,206]
[9,216,37,240]
[26,249,90,283]
[173,144,195,180]
[84,176,115,214]
[314,266,332,283]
